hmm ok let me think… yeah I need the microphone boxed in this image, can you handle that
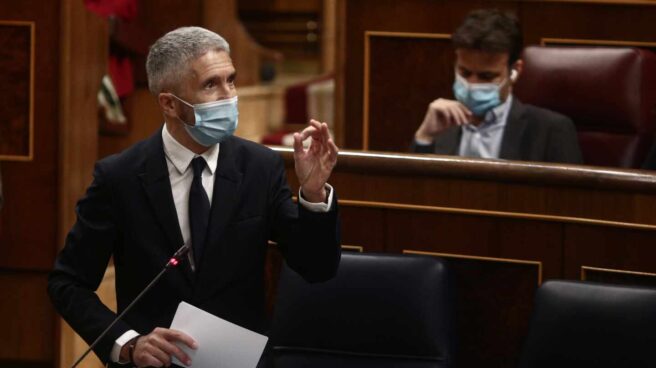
[70,243,191,368]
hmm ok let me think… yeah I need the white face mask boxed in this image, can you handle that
[171,94,239,146]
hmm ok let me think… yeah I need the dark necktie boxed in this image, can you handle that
[189,157,210,269]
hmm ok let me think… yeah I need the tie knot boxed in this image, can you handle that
[191,157,206,178]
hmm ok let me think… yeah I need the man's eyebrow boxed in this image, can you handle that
[477,71,501,77]
[200,76,218,86]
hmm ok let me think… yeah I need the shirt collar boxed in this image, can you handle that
[162,124,219,175]
[486,94,512,125]
[465,94,513,132]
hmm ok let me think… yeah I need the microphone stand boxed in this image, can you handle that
[70,243,190,368]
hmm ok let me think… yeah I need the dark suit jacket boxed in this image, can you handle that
[48,130,341,363]
[412,99,583,164]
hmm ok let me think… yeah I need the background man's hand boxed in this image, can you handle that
[293,119,338,203]
[123,328,197,367]
[414,98,473,143]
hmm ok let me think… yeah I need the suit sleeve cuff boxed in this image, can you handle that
[110,330,140,363]
[298,184,334,213]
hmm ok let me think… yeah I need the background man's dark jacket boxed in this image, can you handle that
[412,99,583,164]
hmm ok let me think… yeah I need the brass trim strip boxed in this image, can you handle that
[0,20,35,161]
[363,31,371,150]
[362,31,451,150]
[581,265,656,281]
[541,37,656,48]
[365,31,452,39]
[270,240,363,253]
[338,198,656,231]
[342,245,364,252]
[404,249,543,285]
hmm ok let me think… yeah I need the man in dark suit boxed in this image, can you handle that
[48,27,340,367]
[411,9,582,164]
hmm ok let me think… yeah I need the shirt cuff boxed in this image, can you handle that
[298,184,334,213]
[110,329,140,363]
[414,137,434,145]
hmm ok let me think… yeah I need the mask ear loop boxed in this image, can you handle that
[168,93,196,127]
[510,69,518,83]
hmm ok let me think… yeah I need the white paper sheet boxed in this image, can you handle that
[170,301,268,368]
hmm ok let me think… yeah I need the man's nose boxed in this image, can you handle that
[466,76,478,84]
[217,83,234,98]
[466,75,484,84]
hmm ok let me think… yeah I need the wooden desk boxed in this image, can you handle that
[272,147,656,367]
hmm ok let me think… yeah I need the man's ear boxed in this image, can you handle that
[510,59,524,83]
[158,93,177,116]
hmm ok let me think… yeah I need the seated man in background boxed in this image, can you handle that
[412,9,583,164]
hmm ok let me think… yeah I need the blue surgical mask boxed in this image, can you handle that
[453,71,514,116]
[171,94,239,146]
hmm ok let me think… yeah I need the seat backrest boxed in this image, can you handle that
[518,280,656,368]
[270,252,455,368]
[514,46,656,168]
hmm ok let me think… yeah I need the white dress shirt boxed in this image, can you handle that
[414,95,513,159]
[110,124,333,362]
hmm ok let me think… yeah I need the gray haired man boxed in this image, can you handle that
[48,27,341,368]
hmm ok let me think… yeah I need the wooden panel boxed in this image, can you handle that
[384,209,560,278]
[0,361,50,368]
[563,224,656,279]
[581,266,656,288]
[98,88,162,159]
[117,0,273,87]
[325,168,656,228]
[116,0,201,88]
[339,0,516,150]
[0,1,60,269]
[406,250,540,368]
[0,22,34,160]
[0,272,53,362]
[0,1,107,367]
[340,206,385,253]
[273,147,656,368]
[239,0,322,13]
[57,1,109,366]
[365,32,452,151]
[382,208,554,368]
[519,2,656,46]
[0,1,69,367]
[338,0,656,159]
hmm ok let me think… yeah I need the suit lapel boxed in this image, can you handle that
[196,137,243,299]
[499,99,527,161]
[434,126,462,155]
[138,129,194,284]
